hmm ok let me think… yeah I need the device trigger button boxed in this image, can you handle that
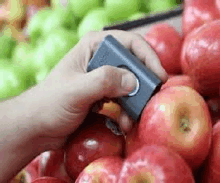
[128,78,140,97]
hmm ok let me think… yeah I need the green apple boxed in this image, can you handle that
[28,7,77,47]
[35,66,51,83]
[13,42,50,84]
[128,12,146,21]
[69,0,101,18]
[0,34,17,59]
[31,45,51,83]
[43,6,78,34]
[27,8,53,46]
[105,0,141,22]
[77,8,111,38]
[147,0,174,13]
[12,42,37,83]
[50,0,61,10]
[176,0,183,4]
[0,62,33,100]
[139,0,149,12]
[13,43,34,70]
[32,28,78,83]
[61,4,79,30]
[51,0,69,10]
[41,28,78,69]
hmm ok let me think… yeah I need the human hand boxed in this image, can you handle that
[18,30,168,151]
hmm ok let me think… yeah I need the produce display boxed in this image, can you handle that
[3,0,220,182]
[0,0,179,100]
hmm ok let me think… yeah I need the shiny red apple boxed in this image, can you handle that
[118,145,195,183]
[182,0,220,36]
[216,0,220,12]
[144,23,182,74]
[64,113,125,180]
[23,155,40,183]
[181,20,220,97]
[127,86,212,171]
[39,150,72,182]
[201,120,220,182]
[161,74,195,90]
[75,156,123,183]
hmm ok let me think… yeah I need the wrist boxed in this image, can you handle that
[0,91,52,182]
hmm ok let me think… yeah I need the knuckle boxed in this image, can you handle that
[134,32,143,39]
[99,66,116,89]
[131,32,143,40]
[83,31,97,40]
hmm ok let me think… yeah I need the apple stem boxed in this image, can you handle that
[180,117,191,132]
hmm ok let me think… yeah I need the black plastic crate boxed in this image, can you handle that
[103,4,183,31]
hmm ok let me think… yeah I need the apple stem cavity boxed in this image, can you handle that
[180,116,191,132]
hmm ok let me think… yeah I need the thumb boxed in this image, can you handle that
[74,65,137,107]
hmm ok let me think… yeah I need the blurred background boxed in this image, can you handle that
[0,0,182,101]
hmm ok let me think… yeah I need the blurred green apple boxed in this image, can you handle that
[27,8,53,46]
[13,43,34,70]
[105,0,141,22]
[0,62,33,100]
[13,42,52,85]
[139,0,149,12]
[27,7,77,47]
[35,67,51,83]
[32,28,78,83]
[128,12,146,21]
[40,28,78,69]
[51,0,69,10]
[12,42,37,84]
[43,6,78,34]
[147,0,174,13]
[0,34,17,59]
[77,8,111,38]
[31,45,51,83]
[69,0,102,18]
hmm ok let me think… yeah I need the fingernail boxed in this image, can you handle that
[118,112,133,133]
[122,72,137,93]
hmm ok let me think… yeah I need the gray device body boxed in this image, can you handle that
[87,35,162,121]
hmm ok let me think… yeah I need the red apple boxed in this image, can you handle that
[39,150,72,183]
[181,20,220,97]
[75,156,123,183]
[125,123,142,158]
[161,74,195,90]
[201,120,220,182]
[118,145,195,183]
[126,86,212,171]
[25,165,39,183]
[19,155,41,183]
[144,23,182,74]
[64,113,125,180]
[216,0,220,12]
[32,177,67,183]
[182,0,220,36]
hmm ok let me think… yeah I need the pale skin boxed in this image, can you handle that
[0,30,168,182]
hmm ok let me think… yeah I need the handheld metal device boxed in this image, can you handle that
[87,35,162,121]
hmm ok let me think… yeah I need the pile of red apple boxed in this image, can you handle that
[11,0,220,182]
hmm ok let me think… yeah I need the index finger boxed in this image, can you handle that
[71,30,168,82]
